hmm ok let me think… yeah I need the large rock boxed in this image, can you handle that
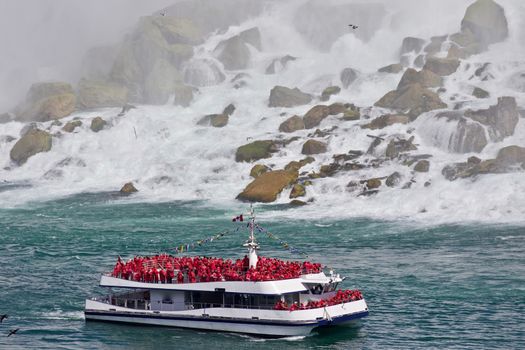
[90,117,107,132]
[320,86,341,101]
[385,136,417,158]
[423,57,461,76]
[303,105,330,129]
[400,37,425,56]
[434,111,488,153]
[279,115,305,133]
[250,164,270,178]
[143,59,184,104]
[362,114,410,130]
[284,157,315,172]
[120,182,138,193]
[340,68,358,88]
[414,160,430,172]
[268,86,312,108]
[378,64,403,74]
[161,0,264,35]
[461,0,508,48]
[472,86,490,98]
[16,82,76,122]
[464,96,519,142]
[301,139,327,155]
[235,140,278,162]
[265,55,296,74]
[110,16,201,101]
[442,145,524,181]
[214,27,260,70]
[77,79,128,108]
[198,114,228,127]
[375,83,447,119]
[289,183,306,199]
[183,58,225,87]
[10,129,52,165]
[237,170,298,203]
[397,68,443,90]
[62,120,82,133]
[495,145,525,167]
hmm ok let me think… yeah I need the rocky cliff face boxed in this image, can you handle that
[0,0,523,222]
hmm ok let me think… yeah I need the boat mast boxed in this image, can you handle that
[243,204,259,269]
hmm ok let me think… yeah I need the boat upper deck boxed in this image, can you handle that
[111,254,323,284]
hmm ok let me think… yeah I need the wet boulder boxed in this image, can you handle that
[378,63,403,74]
[235,140,278,162]
[400,37,425,56]
[279,115,305,133]
[461,0,508,48]
[386,171,402,187]
[16,82,76,122]
[472,87,489,98]
[10,129,52,165]
[183,58,225,87]
[268,86,312,108]
[464,96,519,142]
[423,57,460,76]
[397,68,443,90]
[429,111,488,153]
[385,136,417,158]
[303,105,330,129]
[328,102,346,115]
[375,83,447,119]
[495,145,525,167]
[265,55,296,74]
[340,68,359,89]
[143,59,185,104]
[120,182,138,193]
[301,139,327,155]
[362,114,410,130]
[289,183,306,199]
[198,114,229,127]
[90,117,107,132]
[214,27,261,70]
[237,170,298,203]
[414,159,430,172]
[284,157,315,172]
[62,120,82,133]
[341,105,361,121]
[320,86,341,101]
[250,164,271,178]
[77,79,128,109]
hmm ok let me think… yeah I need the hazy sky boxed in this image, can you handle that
[0,0,175,111]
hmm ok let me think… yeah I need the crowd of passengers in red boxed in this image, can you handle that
[273,289,363,310]
[111,254,323,283]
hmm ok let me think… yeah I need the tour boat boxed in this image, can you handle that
[84,209,369,337]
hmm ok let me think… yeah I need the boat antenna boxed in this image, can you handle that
[243,204,259,269]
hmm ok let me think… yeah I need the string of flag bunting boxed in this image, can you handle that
[163,212,308,258]
[255,223,309,258]
[167,226,240,254]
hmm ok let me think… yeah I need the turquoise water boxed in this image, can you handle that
[0,194,524,349]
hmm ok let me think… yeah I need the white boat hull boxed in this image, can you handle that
[84,299,368,337]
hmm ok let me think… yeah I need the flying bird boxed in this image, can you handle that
[0,314,7,323]
[348,24,358,29]
[7,328,19,337]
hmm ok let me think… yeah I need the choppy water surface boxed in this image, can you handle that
[0,196,524,349]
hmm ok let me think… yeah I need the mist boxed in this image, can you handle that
[0,0,176,112]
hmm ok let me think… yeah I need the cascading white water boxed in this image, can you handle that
[0,0,524,224]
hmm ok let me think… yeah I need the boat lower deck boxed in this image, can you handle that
[84,298,369,337]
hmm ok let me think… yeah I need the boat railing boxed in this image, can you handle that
[186,302,275,310]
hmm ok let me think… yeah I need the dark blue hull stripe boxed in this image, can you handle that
[85,310,369,328]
